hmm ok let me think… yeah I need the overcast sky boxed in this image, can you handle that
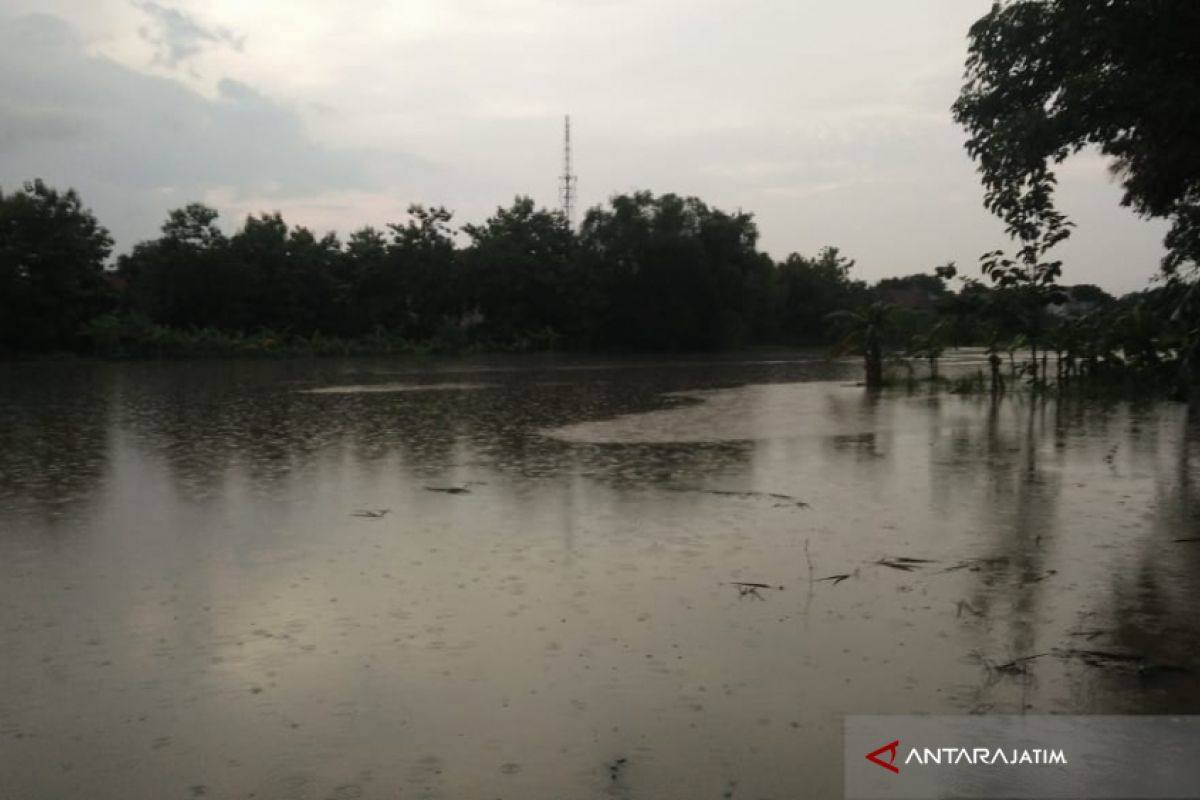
[0,0,1170,293]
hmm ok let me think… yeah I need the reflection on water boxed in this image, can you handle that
[1,354,1197,799]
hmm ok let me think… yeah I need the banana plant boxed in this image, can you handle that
[827,302,895,389]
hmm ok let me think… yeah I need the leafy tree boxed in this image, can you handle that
[462,197,581,345]
[335,226,389,336]
[383,206,460,340]
[579,192,763,350]
[952,0,1200,277]
[1063,284,1114,306]
[0,179,114,351]
[742,251,781,343]
[119,204,249,331]
[875,273,948,306]
[161,202,226,248]
[928,263,990,346]
[223,213,341,335]
[284,225,342,334]
[876,271,950,344]
[774,247,868,345]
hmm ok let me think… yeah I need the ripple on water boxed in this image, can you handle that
[299,383,493,395]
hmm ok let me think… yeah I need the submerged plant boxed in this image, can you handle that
[827,302,895,389]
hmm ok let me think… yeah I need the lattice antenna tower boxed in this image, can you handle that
[559,115,577,228]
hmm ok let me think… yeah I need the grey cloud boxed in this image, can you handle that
[0,12,433,254]
[134,0,244,68]
[0,103,88,146]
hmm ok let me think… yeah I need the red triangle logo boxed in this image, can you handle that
[866,740,901,774]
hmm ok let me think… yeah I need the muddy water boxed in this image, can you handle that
[1,354,1197,799]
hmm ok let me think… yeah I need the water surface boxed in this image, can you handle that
[1,354,1197,799]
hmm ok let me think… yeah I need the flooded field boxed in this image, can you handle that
[1,354,1198,799]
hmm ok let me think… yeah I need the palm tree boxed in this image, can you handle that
[827,302,894,389]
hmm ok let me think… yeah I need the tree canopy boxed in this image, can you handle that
[578,192,773,350]
[952,0,1200,276]
[2,180,922,356]
[0,180,114,351]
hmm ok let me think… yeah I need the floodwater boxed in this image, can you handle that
[1,353,1197,800]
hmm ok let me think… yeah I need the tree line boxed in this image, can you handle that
[0,180,888,355]
[2,176,1196,395]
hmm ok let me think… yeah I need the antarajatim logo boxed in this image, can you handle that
[864,739,1069,775]
[866,740,901,774]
